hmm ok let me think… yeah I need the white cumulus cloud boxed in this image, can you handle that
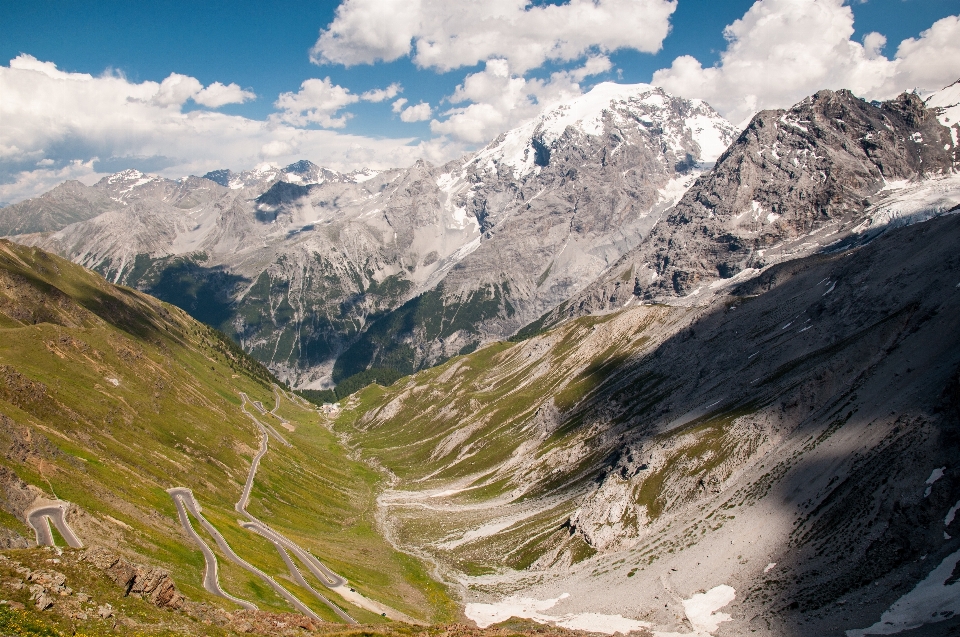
[430,57,604,144]
[311,0,676,73]
[273,78,406,126]
[361,82,402,102]
[0,55,437,205]
[399,101,432,122]
[147,72,254,109]
[651,0,960,125]
[273,77,359,127]
[195,82,256,108]
[153,73,204,107]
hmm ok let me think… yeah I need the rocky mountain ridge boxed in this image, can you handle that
[4,83,737,389]
[542,86,960,326]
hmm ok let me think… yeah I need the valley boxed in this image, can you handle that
[332,210,960,635]
[1,78,959,636]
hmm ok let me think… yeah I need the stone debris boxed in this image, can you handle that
[82,546,184,609]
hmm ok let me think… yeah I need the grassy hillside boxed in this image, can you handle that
[0,239,454,628]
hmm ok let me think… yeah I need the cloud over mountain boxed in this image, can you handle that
[652,0,960,124]
[0,55,424,204]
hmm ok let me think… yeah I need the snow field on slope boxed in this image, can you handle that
[465,585,736,636]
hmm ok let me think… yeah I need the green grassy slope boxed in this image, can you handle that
[334,305,691,574]
[0,240,454,624]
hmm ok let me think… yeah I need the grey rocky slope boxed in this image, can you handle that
[0,180,120,236]
[541,88,960,328]
[339,210,960,637]
[6,83,736,388]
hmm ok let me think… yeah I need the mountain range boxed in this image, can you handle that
[2,77,960,636]
[1,83,739,391]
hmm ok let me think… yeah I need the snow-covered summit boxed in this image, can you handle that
[464,82,738,179]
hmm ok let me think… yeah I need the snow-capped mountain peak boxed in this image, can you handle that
[464,82,738,180]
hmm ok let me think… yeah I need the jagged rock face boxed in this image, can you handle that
[6,84,736,388]
[552,89,960,321]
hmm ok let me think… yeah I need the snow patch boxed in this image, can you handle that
[680,586,736,634]
[451,206,480,232]
[846,548,960,636]
[868,173,960,230]
[657,174,698,209]
[779,114,809,132]
[764,563,776,573]
[926,80,960,133]
[687,111,730,163]
[465,593,650,635]
[924,467,946,497]
[945,500,960,527]
[466,587,734,636]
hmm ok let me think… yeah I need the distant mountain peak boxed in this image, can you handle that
[202,169,233,187]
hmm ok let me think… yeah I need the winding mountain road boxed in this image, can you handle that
[168,488,257,610]
[168,388,418,625]
[236,395,357,623]
[25,502,83,548]
[239,392,290,446]
[168,486,321,620]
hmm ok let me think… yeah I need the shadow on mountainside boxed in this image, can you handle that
[550,213,960,635]
[143,259,249,331]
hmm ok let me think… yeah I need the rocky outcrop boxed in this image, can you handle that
[0,465,43,521]
[82,546,185,609]
[0,526,29,549]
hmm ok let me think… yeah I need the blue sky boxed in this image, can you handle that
[1,0,958,204]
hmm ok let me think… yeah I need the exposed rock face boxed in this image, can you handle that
[0,465,43,521]
[0,526,29,549]
[549,89,960,322]
[83,546,185,609]
[551,91,960,320]
[323,85,738,381]
[7,83,736,388]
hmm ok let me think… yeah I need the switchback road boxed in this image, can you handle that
[26,502,83,549]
